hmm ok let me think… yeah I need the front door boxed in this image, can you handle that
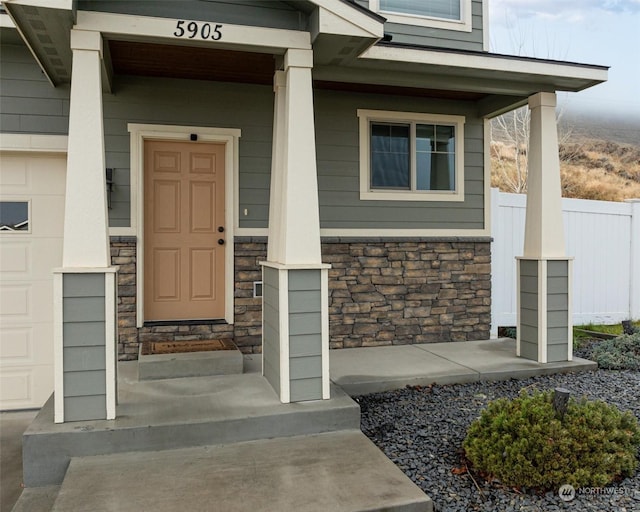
[144,140,225,321]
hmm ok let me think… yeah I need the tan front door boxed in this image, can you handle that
[144,140,225,321]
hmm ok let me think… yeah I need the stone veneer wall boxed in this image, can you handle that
[110,237,491,359]
[322,238,491,348]
[110,237,266,360]
[110,237,138,360]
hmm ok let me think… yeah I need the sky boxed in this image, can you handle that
[488,0,640,122]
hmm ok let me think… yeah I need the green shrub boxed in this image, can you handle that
[463,390,640,490]
[591,332,640,370]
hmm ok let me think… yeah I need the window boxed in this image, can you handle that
[358,110,465,201]
[380,0,460,20]
[370,0,472,31]
[0,201,30,232]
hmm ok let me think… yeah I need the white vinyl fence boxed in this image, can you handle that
[491,188,640,336]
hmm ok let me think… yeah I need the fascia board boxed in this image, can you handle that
[311,0,384,38]
[360,45,608,87]
[3,0,72,9]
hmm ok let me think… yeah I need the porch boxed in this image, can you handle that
[12,338,595,512]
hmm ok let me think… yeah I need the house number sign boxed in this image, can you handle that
[173,20,223,41]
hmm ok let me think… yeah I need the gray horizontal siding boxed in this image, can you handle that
[262,266,280,393]
[77,1,308,31]
[519,340,537,361]
[519,261,538,348]
[64,370,107,397]
[64,395,106,422]
[63,346,106,372]
[62,273,107,420]
[315,90,486,230]
[547,260,569,351]
[3,45,487,232]
[63,273,105,297]
[357,0,485,51]
[290,377,323,402]
[289,334,323,357]
[105,78,486,230]
[288,269,322,401]
[63,322,107,347]
[0,42,70,135]
[547,344,568,363]
[102,76,275,228]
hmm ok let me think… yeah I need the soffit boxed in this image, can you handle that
[2,1,73,85]
[108,40,276,86]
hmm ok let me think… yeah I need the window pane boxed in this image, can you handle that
[416,124,456,191]
[0,201,29,231]
[416,124,435,152]
[371,123,410,189]
[380,0,461,20]
[435,125,455,152]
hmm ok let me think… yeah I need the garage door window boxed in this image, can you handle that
[0,201,29,232]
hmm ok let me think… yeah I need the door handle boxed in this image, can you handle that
[218,226,225,233]
[218,239,225,245]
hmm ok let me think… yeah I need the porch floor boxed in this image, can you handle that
[330,337,597,395]
[11,338,595,512]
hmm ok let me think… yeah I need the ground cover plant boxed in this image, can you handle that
[591,332,640,370]
[463,390,640,490]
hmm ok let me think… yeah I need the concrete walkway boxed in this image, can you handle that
[330,338,596,394]
[0,410,37,512]
[6,338,596,512]
[51,431,432,512]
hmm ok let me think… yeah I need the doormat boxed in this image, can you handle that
[141,339,237,355]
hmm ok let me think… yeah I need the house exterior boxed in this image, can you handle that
[0,0,607,418]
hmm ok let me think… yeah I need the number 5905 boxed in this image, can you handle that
[174,20,222,41]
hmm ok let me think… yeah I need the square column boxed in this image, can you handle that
[517,92,572,362]
[261,49,330,403]
[54,30,117,422]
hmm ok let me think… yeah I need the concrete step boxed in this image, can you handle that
[11,486,59,512]
[138,339,243,380]
[51,431,433,512]
[23,369,360,487]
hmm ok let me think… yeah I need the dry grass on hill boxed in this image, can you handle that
[491,139,640,202]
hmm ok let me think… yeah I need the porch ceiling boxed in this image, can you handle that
[109,40,276,85]
[108,40,489,103]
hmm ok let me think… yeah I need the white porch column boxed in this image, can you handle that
[261,49,330,403]
[63,30,110,268]
[517,92,573,363]
[54,30,117,423]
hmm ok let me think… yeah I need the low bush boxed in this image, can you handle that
[591,332,640,370]
[463,390,640,491]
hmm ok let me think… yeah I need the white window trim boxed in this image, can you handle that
[358,109,465,202]
[0,199,31,234]
[127,123,240,328]
[369,0,472,32]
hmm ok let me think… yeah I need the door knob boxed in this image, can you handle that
[218,239,225,245]
[218,226,225,233]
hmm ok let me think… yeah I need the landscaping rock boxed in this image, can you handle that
[358,360,640,512]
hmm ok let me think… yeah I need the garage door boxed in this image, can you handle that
[0,152,66,410]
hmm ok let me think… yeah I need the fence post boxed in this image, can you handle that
[626,199,640,320]
[490,187,501,338]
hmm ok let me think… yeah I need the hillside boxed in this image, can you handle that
[491,114,640,202]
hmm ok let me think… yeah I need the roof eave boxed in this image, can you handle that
[360,43,609,94]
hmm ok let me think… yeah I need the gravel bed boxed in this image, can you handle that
[357,343,640,512]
